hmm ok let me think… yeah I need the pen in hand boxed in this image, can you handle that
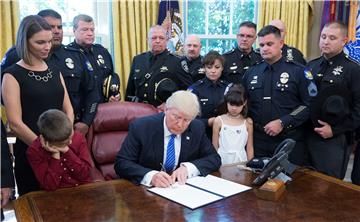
[160,163,175,188]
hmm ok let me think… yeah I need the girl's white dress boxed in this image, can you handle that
[217,116,248,164]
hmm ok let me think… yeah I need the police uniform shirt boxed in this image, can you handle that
[307,52,360,135]
[282,44,307,65]
[182,56,205,82]
[188,77,228,127]
[1,46,20,77]
[68,41,115,103]
[125,50,192,106]
[47,44,99,126]
[222,47,262,85]
[243,57,316,131]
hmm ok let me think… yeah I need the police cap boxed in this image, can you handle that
[103,73,121,101]
[310,84,350,127]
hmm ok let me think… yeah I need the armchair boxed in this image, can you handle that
[87,102,158,180]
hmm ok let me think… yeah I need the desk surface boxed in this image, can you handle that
[14,165,360,222]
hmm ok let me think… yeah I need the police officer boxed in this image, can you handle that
[223,21,262,85]
[182,35,205,82]
[306,21,360,179]
[69,14,119,103]
[270,20,307,65]
[243,25,316,165]
[125,25,192,107]
[0,9,98,135]
[189,51,229,139]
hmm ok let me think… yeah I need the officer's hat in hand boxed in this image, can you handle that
[148,72,179,106]
[310,84,350,127]
[102,73,121,101]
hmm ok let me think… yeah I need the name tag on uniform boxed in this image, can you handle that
[200,99,208,102]
[243,66,249,70]
[230,66,237,70]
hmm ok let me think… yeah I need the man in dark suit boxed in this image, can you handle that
[115,90,221,188]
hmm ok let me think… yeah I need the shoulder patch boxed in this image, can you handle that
[308,81,317,97]
[223,83,234,95]
[187,85,194,92]
[304,69,313,80]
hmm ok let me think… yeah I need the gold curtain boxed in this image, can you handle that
[257,0,314,58]
[348,0,358,42]
[112,0,159,99]
[0,0,19,59]
[0,1,19,123]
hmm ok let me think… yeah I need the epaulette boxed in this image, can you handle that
[193,79,204,86]
[285,59,305,68]
[63,45,81,53]
[170,51,183,58]
[93,43,105,49]
[308,56,323,64]
[253,49,260,55]
[139,51,151,56]
[223,48,235,55]
[345,54,360,65]
[218,79,229,85]
[254,59,264,65]
[67,42,76,48]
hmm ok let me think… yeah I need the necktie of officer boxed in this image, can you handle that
[316,59,329,86]
[261,65,273,125]
[164,134,176,173]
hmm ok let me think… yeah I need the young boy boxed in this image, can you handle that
[27,109,92,191]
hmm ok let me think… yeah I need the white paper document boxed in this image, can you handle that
[186,175,251,197]
[148,175,251,210]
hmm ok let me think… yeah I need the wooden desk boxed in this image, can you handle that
[14,166,360,222]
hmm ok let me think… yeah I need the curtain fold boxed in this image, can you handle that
[257,0,314,58]
[112,0,159,99]
[0,0,19,60]
[1,1,19,123]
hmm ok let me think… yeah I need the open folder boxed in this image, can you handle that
[148,175,251,210]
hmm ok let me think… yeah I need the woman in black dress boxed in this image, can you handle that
[2,15,73,195]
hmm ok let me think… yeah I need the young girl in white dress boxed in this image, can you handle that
[212,84,254,165]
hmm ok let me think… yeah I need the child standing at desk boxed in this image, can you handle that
[27,109,92,191]
[212,85,254,164]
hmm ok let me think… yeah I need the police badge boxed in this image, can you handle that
[65,58,74,69]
